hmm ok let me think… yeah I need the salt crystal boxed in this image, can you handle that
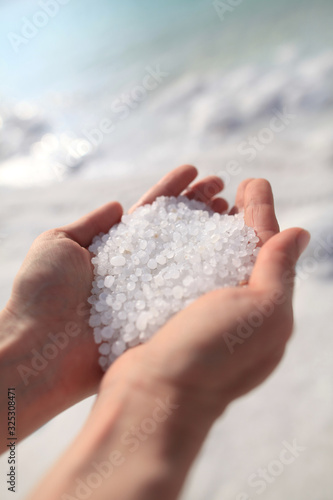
[147,259,157,270]
[89,315,101,327]
[183,276,194,287]
[97,279,104,288]
[98,356,108,369]
[101,326,114,339]
[123,331,139,343]
[112,340,126,356]
[206,221,216,231]
[136,312,148,331]
[111,256,126,267]
[170,269,180,280]
[93,328,103,343]
[154,274,165,286]
[141,273,152,282]
[99,343,111,355]
[135,300,145,310]
[156,255,167,265]
[172,286,184,299]
[116,293,126,303]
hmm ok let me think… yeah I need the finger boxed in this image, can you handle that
[208,197,229,214]
[249,228,311,296]
[128,164,198,213]
[184,176,224,203]
[243,178,280,245]
[60,201,123,248]
[229,178,255,215]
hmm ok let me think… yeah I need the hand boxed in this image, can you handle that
[0,165,226,444]
[28,174,310,500]
[100,177,310,432]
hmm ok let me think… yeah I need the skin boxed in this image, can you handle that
[0,165,310,499]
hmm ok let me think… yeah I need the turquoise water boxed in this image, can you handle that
[0,0,332,185]
[1,0,332,99]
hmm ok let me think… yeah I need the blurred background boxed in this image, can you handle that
[0,0,332,498]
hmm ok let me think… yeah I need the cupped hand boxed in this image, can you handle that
[101,177,310,430]
[1,165,225,416]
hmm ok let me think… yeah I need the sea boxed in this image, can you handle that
[0,0,332,188]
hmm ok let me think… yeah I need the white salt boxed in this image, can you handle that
[172,286,184,299]
[147,259,157,270]
[88,195,259,370]
[110,256,126,267]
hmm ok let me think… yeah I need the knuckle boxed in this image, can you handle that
[37,228,67,242]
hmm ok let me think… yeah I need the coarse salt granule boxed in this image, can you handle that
[88,196,259,370]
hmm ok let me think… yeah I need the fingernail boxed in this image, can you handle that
[297,230,311,255]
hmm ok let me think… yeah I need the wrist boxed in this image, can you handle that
[0,306,100,447]
[0,308,61,445]
[87,358,219,499]
[100,347,222,447]
[32,357,219,500]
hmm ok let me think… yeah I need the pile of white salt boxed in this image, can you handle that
[88,196,259,369]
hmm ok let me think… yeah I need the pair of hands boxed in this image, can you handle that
[0,165,310,446]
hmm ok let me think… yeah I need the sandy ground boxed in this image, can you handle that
[0,154,332,499]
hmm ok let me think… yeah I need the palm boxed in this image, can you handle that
[107,284,291,418]
[102,174,299,418]
[10,235,91,320]
[6,233,103,396]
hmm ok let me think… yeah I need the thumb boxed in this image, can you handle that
[249,228,311,295]
[59,201,123,248]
